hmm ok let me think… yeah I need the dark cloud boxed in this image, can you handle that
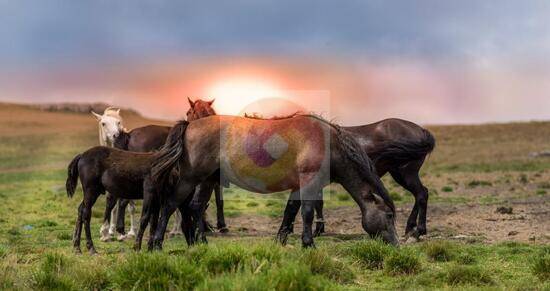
[1,0,549,66]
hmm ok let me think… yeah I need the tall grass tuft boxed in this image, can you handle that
[344,239,394,269]
[30,252,74,290]
[384,249,421,275]
[531,247,550,281]
[445,264,493,286]
[300,249,355,283]
[110,253,203,290]
[424,240,456,262]
[201,244,248,274]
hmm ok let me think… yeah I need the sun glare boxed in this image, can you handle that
[206,78,282,115]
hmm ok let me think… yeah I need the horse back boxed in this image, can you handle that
[127,125,171,152]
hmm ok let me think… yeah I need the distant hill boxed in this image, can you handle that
[31,102,141,115]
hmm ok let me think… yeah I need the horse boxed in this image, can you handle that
[91,107,174,240]
[186,98,228,233]
[185,100,435,240]
[147,114,398,249]
[65,142,196,254]
[279,118,435,240]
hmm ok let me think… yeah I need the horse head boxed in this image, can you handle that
[91,107,124,146]
[186,97,216,121]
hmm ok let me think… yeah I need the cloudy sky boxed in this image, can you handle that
[1,1,549,124]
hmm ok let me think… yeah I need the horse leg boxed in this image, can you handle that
[190,183,215,243]
[151,181,197,250]
[169,211,183,237]
[178,206,194,246]
[214,184,228,233]
[100,193,117,242]
[390,159,428,237]
[135,193,154,251]
[313,195,325,237]
[83,192,100,254]
[147,199,160,251]
[108,198,119,237]
[73,202,84,253]
[276,190,300,245]
[127,200,137,237]
[115,199,129,239]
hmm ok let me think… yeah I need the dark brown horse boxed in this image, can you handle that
[148,114,398,249]
[65,138,196,253]
[280,118,435,240]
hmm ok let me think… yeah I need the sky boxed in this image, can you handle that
[1,1,549,124]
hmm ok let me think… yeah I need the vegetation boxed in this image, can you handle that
[0,104,549,289]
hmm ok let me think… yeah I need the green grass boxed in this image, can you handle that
[1,107,550,289]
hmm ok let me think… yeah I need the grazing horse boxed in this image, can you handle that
[147,114,398,249]
[186,100,435,239]
[65,144,196,254]
[91,107,172,240]
[280,119,435,239]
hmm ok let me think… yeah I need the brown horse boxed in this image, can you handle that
[186,98,227,232]
[148,114,398,249]
[186,100,435,239]
[65,136,196,253]
[281,118,435,240]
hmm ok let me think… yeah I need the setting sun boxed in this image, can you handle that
[205,78,282,115]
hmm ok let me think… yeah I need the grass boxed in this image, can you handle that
[1,104,550,289]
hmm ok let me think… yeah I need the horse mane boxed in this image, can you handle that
[243,111,305,120]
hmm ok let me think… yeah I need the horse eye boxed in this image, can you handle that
[386,212,394,219]
[101,122,105,126]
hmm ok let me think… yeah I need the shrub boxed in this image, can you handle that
[531,248,550,281]
[424,240,455,262]
[441,186,453,192]
[445,265,493,286]
[110,253,203,290]
[384,249,421,275]
[344,239,393,269]
[300,249,354,283]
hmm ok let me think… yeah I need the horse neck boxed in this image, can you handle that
[113,130,130,150]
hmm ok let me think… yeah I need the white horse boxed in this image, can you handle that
[91,107,138,241]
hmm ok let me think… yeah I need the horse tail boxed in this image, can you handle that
[371,128,435,165]
[336,127,395,214]
[66,154,81,198]
[151,120,190,187]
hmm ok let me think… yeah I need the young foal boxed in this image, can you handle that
[91,107,178,240]
[65,143,195,254]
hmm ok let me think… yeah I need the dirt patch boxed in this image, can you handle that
[221,195,550,244]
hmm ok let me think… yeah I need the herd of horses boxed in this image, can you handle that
[66,98,435,253]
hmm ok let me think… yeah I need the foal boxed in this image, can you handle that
[65,145,194,254]
[91,107,175,240]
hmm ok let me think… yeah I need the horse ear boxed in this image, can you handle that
[208,98,215,105]
[91,111,102,120]
[116,108,121,115]
[188,97,194,108]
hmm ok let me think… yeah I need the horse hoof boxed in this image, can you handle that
[89,248,97,255]
[276,232,289,245]
[218,227,229,234]
[302,242,316,249]
[405,228,420,240]
[74,247,82,254]
[117,234,127,241]
[100,236,112,242]
[126,230,136,238]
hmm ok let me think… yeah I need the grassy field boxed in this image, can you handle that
[0,103,549,290]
